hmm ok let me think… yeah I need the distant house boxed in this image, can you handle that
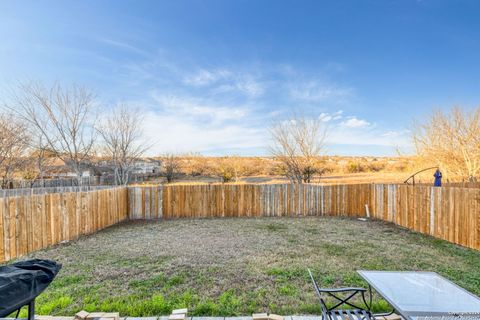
[43,158,161,185]
[131,158,161,174]
[45,159,96,178]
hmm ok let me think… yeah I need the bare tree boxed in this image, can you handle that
[0,114,30,188]
[23,135,56,187]
[7,82,97,185]
[97,104,149,185]
[161,154,181,183]
[269,114,327,183]
[413,106,480,181]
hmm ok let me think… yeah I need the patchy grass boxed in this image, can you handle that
[18,217,480,316]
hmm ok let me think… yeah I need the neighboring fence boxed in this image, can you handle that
[4,173,163,189]
[416,181,480,189]
[0,186,112,198]
[5,177,103,189]
[0,187,128,263]
[128,184,480,250]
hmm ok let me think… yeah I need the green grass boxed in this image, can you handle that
[15,217,480,317]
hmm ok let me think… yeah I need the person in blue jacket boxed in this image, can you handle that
[433,169,442,187]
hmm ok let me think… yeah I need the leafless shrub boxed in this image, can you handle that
[162,154,181,183]
[345,161,366,173]
[367,161,386,172]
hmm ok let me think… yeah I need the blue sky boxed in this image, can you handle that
[1,0,479,156]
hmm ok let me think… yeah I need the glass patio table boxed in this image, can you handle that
[357,270,480,320]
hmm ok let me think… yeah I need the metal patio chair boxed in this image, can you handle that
[308,268,375,320]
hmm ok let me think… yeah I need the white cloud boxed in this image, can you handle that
[212,78,264,97]
[317,112,411,149]
[99,38,151,57]
[183,69,231,86]
[104,55,411,155]
[142,111,266,155]
[382,131,399,137]
[235,76,264,97]
[135,95,411,155]
[326,128,410,148]
[322,115,410,149]
[151,92,249,123]
[341,117,370,128]
[139,89,267,154]
[332,110,343,119]
[185,69,265,98]
[381,130,410,137]
[289,81,352,103]
[319,113,332,122]
[319,110,343,122]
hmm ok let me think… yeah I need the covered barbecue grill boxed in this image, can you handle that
[0,259,61,320]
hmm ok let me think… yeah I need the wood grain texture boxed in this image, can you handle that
[0,187,128,263]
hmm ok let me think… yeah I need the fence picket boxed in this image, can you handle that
[0,187,128,263]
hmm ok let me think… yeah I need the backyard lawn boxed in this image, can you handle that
[25,217,480,316]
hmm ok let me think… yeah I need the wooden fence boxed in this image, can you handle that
[128,184,480,250]
[0,187,128,263]
[128,184,373,219]
[1,183,478,263]
[371,184,480,250]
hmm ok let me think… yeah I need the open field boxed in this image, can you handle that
[241,172,409,184]
[24,217,480,316]
[165,172,410,185]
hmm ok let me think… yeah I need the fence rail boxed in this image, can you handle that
[0,187,128,263]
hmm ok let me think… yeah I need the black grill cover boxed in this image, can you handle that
[0,259,61,317]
